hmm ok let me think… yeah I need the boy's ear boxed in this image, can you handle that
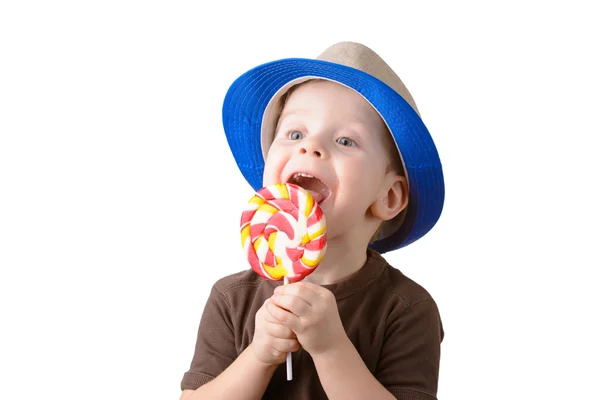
[371,174,409,221]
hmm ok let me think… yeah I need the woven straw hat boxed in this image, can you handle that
[222,42,444,252]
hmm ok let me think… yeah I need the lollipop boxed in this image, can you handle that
[240,183,327,380]
[240,183,327,283]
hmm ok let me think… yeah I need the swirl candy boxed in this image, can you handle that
[240,183,327,282]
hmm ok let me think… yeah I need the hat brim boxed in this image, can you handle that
[222,58,444,252]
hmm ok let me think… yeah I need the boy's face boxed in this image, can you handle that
[263,79,399,240]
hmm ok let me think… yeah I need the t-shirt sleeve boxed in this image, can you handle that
[376,297,444,400]
[180,284,237,391]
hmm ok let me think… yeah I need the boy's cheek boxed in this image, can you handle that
[263,155,286,185]
[262,167,278,186]
[262,158,276,184]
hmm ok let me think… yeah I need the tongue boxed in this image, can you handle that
[290,176,329,204]
[306,189,324,204]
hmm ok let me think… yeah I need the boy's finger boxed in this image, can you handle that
[270,338,301,354]
[271,293,310,317]
[266,322,296,339]
[262,299,285,324]
[274,282,319,305]
[266,299,301,331]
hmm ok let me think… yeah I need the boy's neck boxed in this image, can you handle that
[303,238,369,286]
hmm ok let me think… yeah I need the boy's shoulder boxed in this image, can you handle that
[372,251,444,339]
[210,268,278,305]
[213,268,261,292]
[370,250,438,309]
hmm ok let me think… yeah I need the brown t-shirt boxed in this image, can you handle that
[181,249,444,399]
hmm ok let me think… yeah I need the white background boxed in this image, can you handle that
[1,1,598,399]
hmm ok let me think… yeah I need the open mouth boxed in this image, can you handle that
[287,172,331,204]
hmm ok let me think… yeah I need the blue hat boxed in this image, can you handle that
[222,42,444,253]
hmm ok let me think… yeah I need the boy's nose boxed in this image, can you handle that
[298,138,326,158]
[299,147,322,157]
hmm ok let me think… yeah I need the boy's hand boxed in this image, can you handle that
[250,297,302,365]
[267,282,346,356]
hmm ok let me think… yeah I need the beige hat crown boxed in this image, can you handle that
[317,42,420,116]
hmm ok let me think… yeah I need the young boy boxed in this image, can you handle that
[180,42,445,400]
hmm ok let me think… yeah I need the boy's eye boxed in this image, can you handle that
[336,137,356,147]
[288,131,306,140]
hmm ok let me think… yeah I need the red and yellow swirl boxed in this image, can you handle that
[240,183,327,282]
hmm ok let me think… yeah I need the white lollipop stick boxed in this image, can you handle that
[284,276,293,381]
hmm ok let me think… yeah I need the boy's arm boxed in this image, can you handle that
[311,338,396,400]
[179,345,277,400]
